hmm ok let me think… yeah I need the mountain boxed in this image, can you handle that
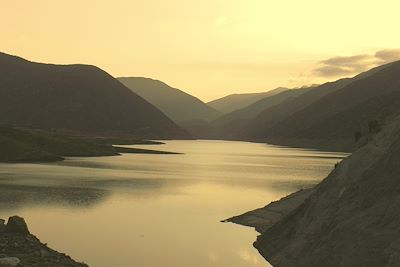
[207,87,288,114]
[118,77,221,125]
[208,87,312,138]
[230,111,400,267]
[247,61,400,151]
[0,52,189,139]
[244,78,354,136]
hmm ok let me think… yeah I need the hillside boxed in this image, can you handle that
[0,52,189,139]
[229,111,400,267]
[244,78,354,136]
[207,87,288,114]
[224,62,396,151]
[255,61,400,151]
[118,77,221,124]
[209,88,311,138]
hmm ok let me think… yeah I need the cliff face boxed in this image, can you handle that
[230,114,400,267]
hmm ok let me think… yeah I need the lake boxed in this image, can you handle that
[0,140,347,267]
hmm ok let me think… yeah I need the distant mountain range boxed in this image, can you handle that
[118,77,221,125]
[191,60,400,152]
[117,59,400,153]
[3,51,400,153]
[208,87,312,138]
[243,61,399,151]
[0,52,189,139]
[207,87,288,114]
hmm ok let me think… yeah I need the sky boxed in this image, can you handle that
[1,0,400,101]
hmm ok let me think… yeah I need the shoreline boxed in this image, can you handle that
[224,188,313,234]
[0,216,87,267]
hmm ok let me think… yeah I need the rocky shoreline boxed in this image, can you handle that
[0,216,87,267]
[226,114,400,266]
[224,188,313,233]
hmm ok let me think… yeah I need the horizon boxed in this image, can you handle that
[1,0,400,101]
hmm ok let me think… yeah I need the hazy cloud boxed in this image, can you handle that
[314,49,400,78]
[375,49,400,63]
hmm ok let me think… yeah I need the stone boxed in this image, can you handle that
[0,219,5,233]
[0,257,20,267]
[5,216,29,236]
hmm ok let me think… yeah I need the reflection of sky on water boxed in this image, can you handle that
[0,140,347,267]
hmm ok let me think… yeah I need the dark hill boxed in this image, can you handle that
[209,87,311,138]
[257,61,400,151]
[207,87,288,114]
[0,52,189,139]
[246,78,354,136]
[118,77,221,124]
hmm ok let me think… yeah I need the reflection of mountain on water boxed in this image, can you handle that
[0,184,110,212]
[0,176,196,212]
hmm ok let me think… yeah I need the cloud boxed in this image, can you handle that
[375,49,400,63]
[314,48,400,78]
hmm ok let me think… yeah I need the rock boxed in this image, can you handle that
[0,257,20,267]
[0,216,87,266]
[0,219,5,233]
[5,217,29,236]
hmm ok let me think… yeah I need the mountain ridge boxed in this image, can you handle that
[207,87,288,114]
[118,77,221,126]
[0,52,189,139]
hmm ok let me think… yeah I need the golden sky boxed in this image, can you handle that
[1,0,400,101]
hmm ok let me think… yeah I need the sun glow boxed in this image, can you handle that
[1,0,400,100]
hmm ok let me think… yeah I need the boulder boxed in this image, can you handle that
[5,217,29,235]
[0,219,5,233]
[0,257,20,267]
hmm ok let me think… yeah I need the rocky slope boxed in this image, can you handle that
[0,216,87,267]
[227,113,400,266]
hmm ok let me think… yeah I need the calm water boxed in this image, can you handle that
[0,140,347,267]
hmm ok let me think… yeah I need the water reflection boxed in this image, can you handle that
[0,184,109,212]
[0,140,348,267]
